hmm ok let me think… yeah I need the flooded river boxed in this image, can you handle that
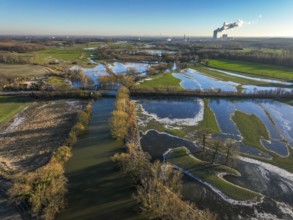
[58,98,145,220]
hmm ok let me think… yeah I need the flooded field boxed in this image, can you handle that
[68,53,293,219]
[136,97,293,219]
[173,68,293,94]
[173,69,239,92]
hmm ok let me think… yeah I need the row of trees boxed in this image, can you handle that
[197,130,239,167]
[9,102,93,220]
[110,86,216,219]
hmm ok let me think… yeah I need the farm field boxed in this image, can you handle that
[0,63,49,75]
[0,99,83,174]
[30,45,93,66]
[208,59,293,80]
[0,96,32,124]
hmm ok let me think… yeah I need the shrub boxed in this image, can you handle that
[71,122,86,136]
[9,157,67,220]
[54,146,72,164]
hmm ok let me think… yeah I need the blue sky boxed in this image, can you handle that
[0,0,293,37]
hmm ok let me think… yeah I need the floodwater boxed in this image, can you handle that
[262,101,293,148]
[58,98,145,220]
[173,69,239,92]
[173,68,293,94]
[109,62,149,74]
[71,61,150,87]
[137,97,293,219]
[137,98,203,125]
[137,97,292,157]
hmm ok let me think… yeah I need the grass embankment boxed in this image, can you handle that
[0,63,49,75]
[232,110,293,172]
[208,59,293,81]
[133,73,183,91]
[166,147,260,201]
[0,96,32,124]
[137,99,220,140]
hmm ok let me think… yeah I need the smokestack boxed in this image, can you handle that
[213,20,243,40]
[213,30,218,40]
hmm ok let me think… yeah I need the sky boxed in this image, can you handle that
[0,0,293,37]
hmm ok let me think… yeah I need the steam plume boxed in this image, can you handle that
[213,20,243,39]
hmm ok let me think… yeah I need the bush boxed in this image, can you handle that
[71,122,86,136]
[9,157,67,220]
[54,146,72,164]
[77,111,90,126]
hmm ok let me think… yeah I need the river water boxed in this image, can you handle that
[58,98,145,220]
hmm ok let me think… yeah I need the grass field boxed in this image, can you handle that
[30,45,93,66]
[208,59,293,80]
[0,96,32,124]
[134,73,183,90]
[232,111,269,150]
[0,64,49,75]
[166,147,260,201]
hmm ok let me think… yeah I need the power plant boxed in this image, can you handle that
[213,20,243,40]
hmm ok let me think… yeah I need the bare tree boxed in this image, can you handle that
[224,139,240,166]
[211,140,221,164]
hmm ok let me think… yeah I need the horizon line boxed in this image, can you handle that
[1,33,293,39]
